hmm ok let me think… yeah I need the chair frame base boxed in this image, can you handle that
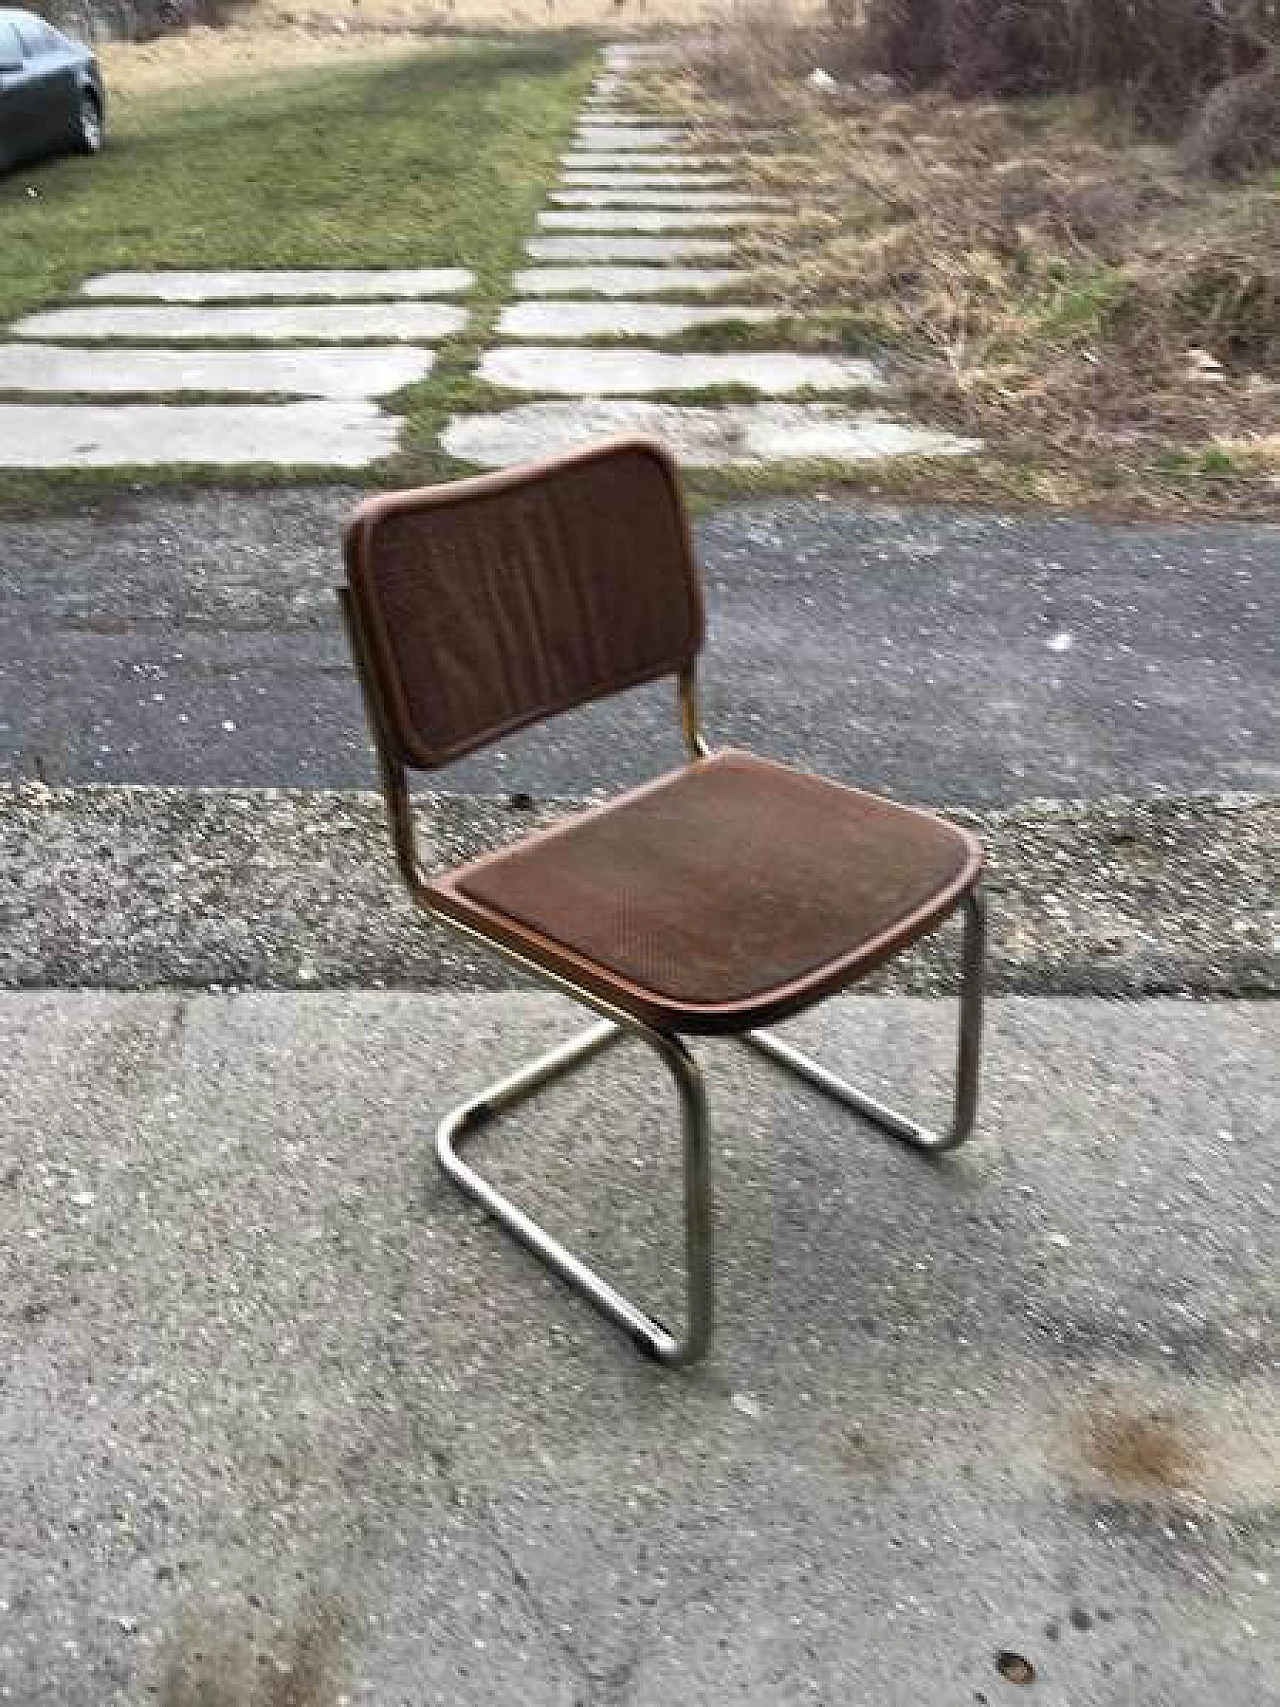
[340,584,986,1368]
[436,887,985,1368]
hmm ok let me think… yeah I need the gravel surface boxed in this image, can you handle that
[2,782,1276,995]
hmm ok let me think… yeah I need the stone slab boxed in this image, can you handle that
[478,348,885,398]
[539,208,752,232]
[80,268,474,302]
[0,400,398,468]
[603,41,674,70]
[512,266,751,298]
[550,190,777,209]
[573,126,688,150]
[0,343,434,400]
[13,303,469,344]
[495,302,779,340]
[560,171,739,189]
[564,153,731,171]
[570,112,670,125]
[444,400,975,466]
[526,235,737,263]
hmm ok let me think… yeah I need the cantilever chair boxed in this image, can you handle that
[340,438,985,1369]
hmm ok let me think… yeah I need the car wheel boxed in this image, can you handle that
[76,90,104,155]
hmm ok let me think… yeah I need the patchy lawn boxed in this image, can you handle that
[0,29,593,502]
[656,63,1280,517]
[247,0,798,29]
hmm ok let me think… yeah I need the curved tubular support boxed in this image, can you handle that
[678,666,711,760]
[436,1014,714,1368]
[742,886,986,1155]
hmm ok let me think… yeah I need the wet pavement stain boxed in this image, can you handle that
[1076,1404,1203,1496]
[157,1594,352,1707]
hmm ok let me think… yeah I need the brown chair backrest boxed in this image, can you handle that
[342,438,705,771]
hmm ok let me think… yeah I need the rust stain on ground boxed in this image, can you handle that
[1075,1404,1203,1495]
[158,1594,351,1707]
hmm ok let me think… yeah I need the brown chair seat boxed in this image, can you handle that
[430,749,982,1035]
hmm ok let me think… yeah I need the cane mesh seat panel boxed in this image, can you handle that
[430,750,982,1034]
[342,443,703,769]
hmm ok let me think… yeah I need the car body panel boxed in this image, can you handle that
[0,8,104,171]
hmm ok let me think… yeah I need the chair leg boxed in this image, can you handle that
[742,886,986,1155]
[435,1015,714,1367]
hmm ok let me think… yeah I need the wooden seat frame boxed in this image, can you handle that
[339,441,985,1368]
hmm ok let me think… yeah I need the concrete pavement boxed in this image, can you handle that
[1,991,1277,1704]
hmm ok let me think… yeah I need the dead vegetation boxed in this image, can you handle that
[668,3,1280,509]
[97,20,437,96]
[855,0,1277,127]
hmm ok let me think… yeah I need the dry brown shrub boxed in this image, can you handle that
[1181,54,1280,175]
[710,88,1280,458]
[852,0,1278,130]
[680,2,820,102]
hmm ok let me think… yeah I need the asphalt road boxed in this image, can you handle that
[2,487,1276,805]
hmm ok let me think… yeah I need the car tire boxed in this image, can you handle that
[76,90,104,155]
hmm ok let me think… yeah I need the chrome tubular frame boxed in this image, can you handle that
[341,602,985,1367]
[436,1008,713,1367]
[743,886,985,1154]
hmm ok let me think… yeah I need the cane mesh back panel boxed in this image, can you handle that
[343,441,704,770]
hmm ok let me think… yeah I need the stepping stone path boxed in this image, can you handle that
[0,41,980,475]
[495,303,781,340]
[526,235,737,263]
[564,153,731,170]
[537,209,757,231]
[512,266,747,298]
[559,172,738,188]
[550,190,775,208]
[444,43,982,472]
[0,270,475,470]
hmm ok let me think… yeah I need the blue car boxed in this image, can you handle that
[0,8,106,170]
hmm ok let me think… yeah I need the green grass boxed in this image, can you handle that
[0,33,595,501]
[1033,265,1133,342]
